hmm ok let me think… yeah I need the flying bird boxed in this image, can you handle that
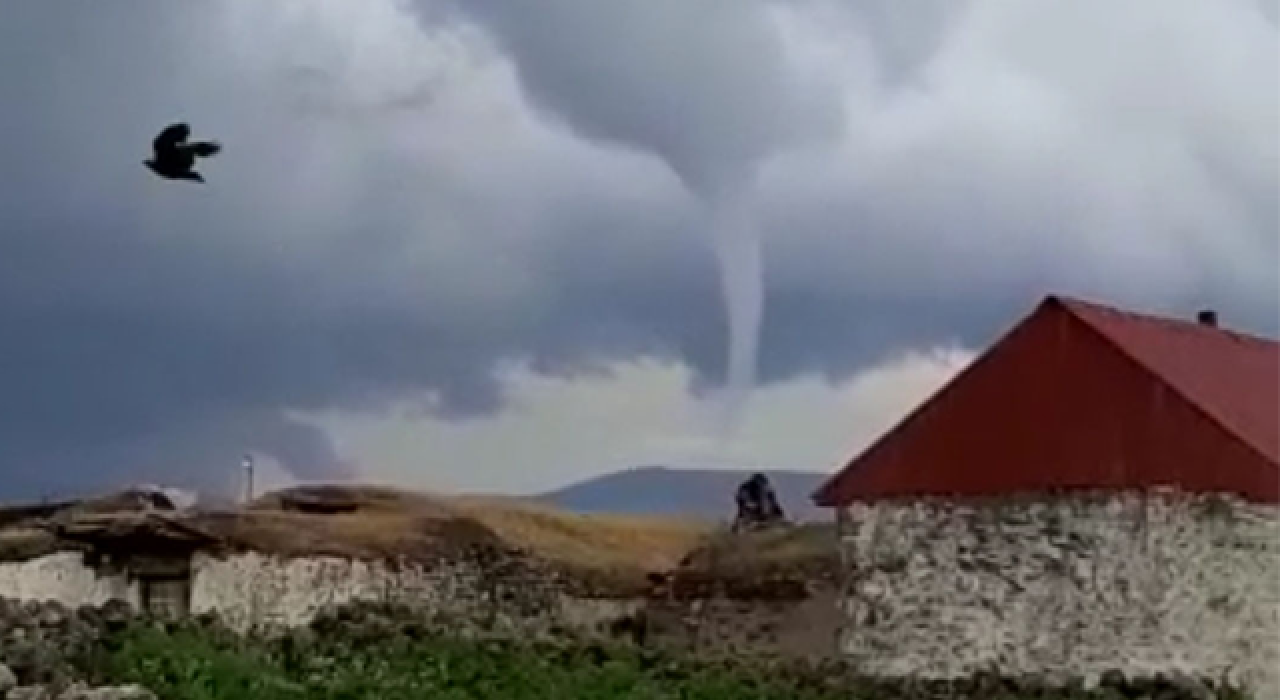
[144,122,221,183]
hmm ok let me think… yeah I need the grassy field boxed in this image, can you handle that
[87,622,853,700]
[83,618,1246,700]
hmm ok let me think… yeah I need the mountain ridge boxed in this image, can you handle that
[536,466,831,522]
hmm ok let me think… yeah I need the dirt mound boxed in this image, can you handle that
[61,489,177,518]
[249,484,452,516]
[190,509,505,564]
[0,489,176,532]
[650,524,841,601]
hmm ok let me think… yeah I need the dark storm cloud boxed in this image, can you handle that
[0,0,1275,498]
[434,0,845,195]
[0,0,725,497]
[438,0,1279,363]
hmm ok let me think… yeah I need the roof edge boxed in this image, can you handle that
[1055,294,1278,346]
[811,295,1063,508]
[812,292,1279,509]
[1061,303,1280,471]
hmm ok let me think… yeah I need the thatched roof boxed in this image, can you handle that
[48,512,220,549]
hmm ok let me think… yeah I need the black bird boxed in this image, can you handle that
[144,122,221,183]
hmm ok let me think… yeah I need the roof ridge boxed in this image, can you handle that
[1052,294,1278,347]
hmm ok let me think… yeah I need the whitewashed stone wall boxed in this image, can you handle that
[0,548,633,638]
[189,551,497,632]
[837,491,1280,696]
[0,552,139,609]
[188,552,643,636]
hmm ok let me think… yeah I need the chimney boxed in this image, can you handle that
[1196,309,1218,328]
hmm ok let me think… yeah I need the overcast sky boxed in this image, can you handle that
[0,0,1275,501]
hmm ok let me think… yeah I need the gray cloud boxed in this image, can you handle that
[436,0,846,195]
[0,0,1275,499]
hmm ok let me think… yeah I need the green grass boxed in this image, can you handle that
[84,623,851,700]
[81,619,1253,700]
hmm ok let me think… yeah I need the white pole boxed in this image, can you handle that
[242,454,255,505]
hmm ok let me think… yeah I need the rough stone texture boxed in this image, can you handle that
[6,683,157,700]
[0,554,138,610]
[554,595,644,634]
[189,549,567,634]
[0,544,998,671]
[47,683,156,699]
[0,596,139,693]
[0,546,660,646]
[837,491,1279,697]
[0,662,15,695]
[190,551,465,631]
[4,689,49,700]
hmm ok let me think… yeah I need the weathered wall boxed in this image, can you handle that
[0,552,139,609]
[187,551,842,657]
[0,548,681,644]
[189,550,567,633]
[837,491,1280,696]
[0,547,832,661]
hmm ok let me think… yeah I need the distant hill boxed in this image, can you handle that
[537,467,832,522]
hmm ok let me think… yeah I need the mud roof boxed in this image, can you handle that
[48,512,221,549]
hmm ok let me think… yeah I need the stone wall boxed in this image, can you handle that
[0,547,839,661]
[0,548,564,633]
[190,552,475,632]
[836,491,1280,696]
[188,552,661,640]
[0,552,138,610]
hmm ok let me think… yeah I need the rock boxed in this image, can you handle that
[97,601,134,631]
[0,662,16,694]
[37,606,66,630]
[731,473,788,533]
[1098,669,1129,691]
[1165,671,1215,700]
[3,638,42,678]
[7,687,53,700]
[54,683,156,700]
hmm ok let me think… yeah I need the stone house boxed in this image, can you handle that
[813,294,1279,694]
[50,512,222,619]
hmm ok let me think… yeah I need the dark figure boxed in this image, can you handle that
[732,472,786,533]
[144,122,221,183]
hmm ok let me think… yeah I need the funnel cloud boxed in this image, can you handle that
[441,0,848,426]
[705,192,765,433]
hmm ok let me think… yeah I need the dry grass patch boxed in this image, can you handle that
[0,526,64,562]
[193,510,500,563]
[675,523,841,594]
[446,496,711,593]
[226,485,713,593]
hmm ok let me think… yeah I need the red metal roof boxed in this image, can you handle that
[813,294,1280,506]
[1059,296,1279,465]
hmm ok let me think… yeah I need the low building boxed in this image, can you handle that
[50,512,222,619]
[813,295,1279,693]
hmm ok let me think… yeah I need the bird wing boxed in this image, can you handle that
[187,141,221,158]
[152,122,190,155]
